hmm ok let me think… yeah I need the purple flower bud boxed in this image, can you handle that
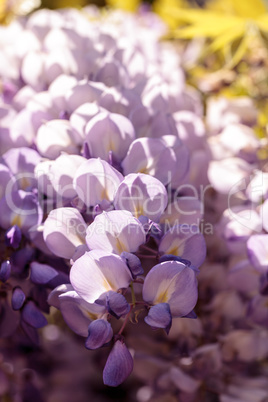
[96,291,130,319]
[120,252,143,278]
[12,287,26,310]
[22,301,48,329]
[5,225,22,249]
[30,262,69,288]
[0,261,11,282]
[85,319,113,350]
[145,303,172,334]
[103,340,133,387]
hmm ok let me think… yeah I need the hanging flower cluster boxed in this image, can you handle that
[0,6,208,388]
[2,4,268,400]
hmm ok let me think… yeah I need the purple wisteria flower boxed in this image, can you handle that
[143,260,198,333]
[86,210,146,254]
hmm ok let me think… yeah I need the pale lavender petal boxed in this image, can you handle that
[73,158,123,208]
[49,154,86,199]
[84,111,135,162]
[247,234,268,273]
[0,190,43,234]
[113,173,168,221]
[70,249,132,304]
[143,260,198,317]
[122,137,177,186]
[43,207,87,259]
[142,260,186,304]
[36,119,79,159]
[86,210,146,254]
[159,226,206,269]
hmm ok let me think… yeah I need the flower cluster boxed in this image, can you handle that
[0,6,208,390]
[1,4,268,401]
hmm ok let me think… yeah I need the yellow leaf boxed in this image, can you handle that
[225,33,249,67]
[173,12,243,39]
[256,13,268,31]
[209,22,245,52]
[208,0,267,19]
[153,0,188,29]
[106,0,140,12]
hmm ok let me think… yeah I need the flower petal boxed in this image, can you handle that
[85,319,113,350]
[103,340,133,387]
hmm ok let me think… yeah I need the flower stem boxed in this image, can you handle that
[118,305,133,335]
[130,282,136,307]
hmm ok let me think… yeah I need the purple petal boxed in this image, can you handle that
[0,261,11,282]
[22,301,48,328]
[12,287,26,311]
[144,303,172,334]
[103,340,133,387]
[120,252,143,278]
[96,291,130,319]
[85,319,113,350]
[30,262,69,288]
